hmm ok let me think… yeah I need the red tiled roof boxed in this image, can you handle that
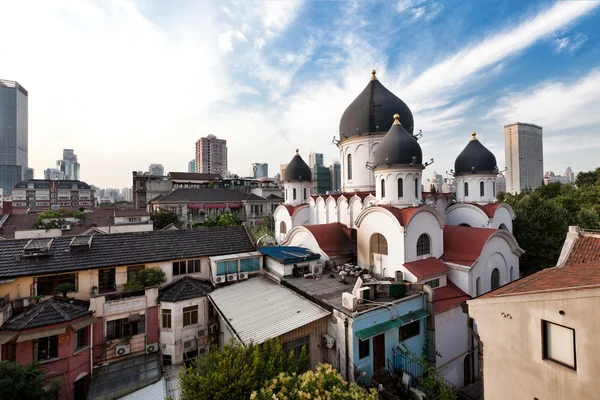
[477,260,600,299]
[421,192,453,200]
[564,234,600,266]
[283,204,307,217]
[310,192,373,202]
[303,223,357,256]
[473,203,501,218]
[403,257,449,279]
[434,281,470,313]
[380,206,420,227]
[442,225,497,266]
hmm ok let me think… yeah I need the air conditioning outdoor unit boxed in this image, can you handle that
[342,292,358,312]
[215,276,225,283]
[145,342,159,354]
[197,327,208,338]
[183,338,196,350]
[312,265,322,275]
[198,345,209,355]
[209,323,219,335]
[321,334,335,349]
[227,273,238,282]
[116,344,131,356]
[61,224,71,231]
[238,272,248,280]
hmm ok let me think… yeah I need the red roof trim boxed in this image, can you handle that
[442,225,497,266]
[403,257,449,279]
[434,282,470,313]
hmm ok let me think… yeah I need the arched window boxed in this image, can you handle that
[347,154,353,180]
[480,181,485,197]
[303,188,307,200]
[459,223,471,227]
[476,277,481,296]
[415,178,419,198]
[499,223,508,231]
[493,182,496,198]
[280,221,287,234]
[416,234,430,256]
[491,268,500,290]
[285,189,288,201]
[464,182,469,197]
[293,188,297,200]
[381,179,385,198]
[398,178,404,198]
[370,233,388,255]
[509,266,514,281]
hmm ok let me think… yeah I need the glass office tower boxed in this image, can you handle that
[0,79,28,194]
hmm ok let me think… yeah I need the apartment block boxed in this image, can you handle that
[195,135,227,176]
[504,122,544,194]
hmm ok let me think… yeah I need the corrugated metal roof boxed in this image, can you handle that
[355,309,429,340]
[118,378,165,400]
[259,246,321,264]
[209,276,330,345]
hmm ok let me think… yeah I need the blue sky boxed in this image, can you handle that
[1,0,599,188]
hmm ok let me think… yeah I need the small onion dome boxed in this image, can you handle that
[339,70,414,140]
[374,114,423,167]
[283,149,312,182]
[454,132,498,175]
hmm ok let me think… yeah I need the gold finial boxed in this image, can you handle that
[371,69,377,81]
[295,148,299,154]
[471,132,477,141]
[393,114,400,125]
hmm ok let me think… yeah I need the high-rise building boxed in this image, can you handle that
[121,187,133,202]
[44,168,66,180]
[149,163,164,176]
[495,173,506,194]
[565,166,575,183]
[195,134,227,175]
[188,159,196,173]
[279,164,288,181]
[57,149,80,180]
[504,122,544,194]
[313,165,331,195]
[308,152,324,169]
[330,161,341,193]
[250,163,269,178]
[0,79,28,194]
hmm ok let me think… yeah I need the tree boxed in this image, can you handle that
[150,209,180,229]
[0,361,61,400]
[249,216,275,244]
[124,267,166,291]
[575,167,600,188]
[180,339,309,400]
[201,212,241,228]
[251,363,378,400]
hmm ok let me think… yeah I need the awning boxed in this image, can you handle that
[17,326,67,342]
[0,331,18,344]
[187,204,202,209]
[203,203,226,208]
[355,309,429,340]
[70,316,98,331]
[228,204,242,209]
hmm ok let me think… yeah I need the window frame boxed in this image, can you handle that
[162,308,172,329]
[542,320,577,370]
[347,154,353,180]
[416,234,431,256]
[399,320,420,341]
[491,268,500,290]
[106,315,146,340]
[414,178,418,198]
[370,233,388,256]
[34,335,59,361]
[464,182,469,197]
[36,273,78,296]
[183,306,199,327]
[282,335,310,362]
[398,178,403,198]
[480,181,485,197]
[74,327,87,352]
[280,221,287,234]
[358,338,370,359]
[424,278,440,288]
[293,188,297,200]
[127,265,144,282]
[381,179,385,198]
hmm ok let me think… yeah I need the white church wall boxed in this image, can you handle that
[308,198,316,224]
[274,206,293,243]
[435,306,471,388]
[491,206,514,233]
[340,137,381,193]
[446,206,489,228]
[350,197,363,228]
[404,211,444,263]
[455,175,496,204]
[283,228,329,263]
[316,197,326,224]
[470,236,520,296]
[327,197,338,224]
[291,206,311,226]
[339,198,350,227]
[447,266,471,296]
[356,211,405,277]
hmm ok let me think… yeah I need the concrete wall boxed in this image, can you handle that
[264,256,317,278]
[340,136,382,193]
[356,210,404,277]
[15,228,62,239]
[404,211,444,263]
[446,205,489,228]
[455,175,496,204]
[435,305,471,387]
[468,289,600,400]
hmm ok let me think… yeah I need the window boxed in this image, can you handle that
[183,306,198,326]
[285,189,287,201]
[493,182,496,197]
[543,320,576,369]
[425,278,440,288]
[347,154,353,180]
[162,354,172,366]
[99,268,116,294]
[399,320,420,341]
[226,260,237,274]
[241,257,260,272]
[74,327,87,351]
[36,273,78,296]
[510,267,514,281]
[370,233,388,255]
[173,259,201,276]
[414,178,418,197]
[358,338,370,359]
[398,178,403,198]
[283,335,310,362]
[280,221,287,234]
[106,315,146,340]
[127,265,144,282]
[416,234,430,256]
[5,340,16,362]
[216,261,227,276]
[464,182,469,197]
[480,181,485,197]
[476,277,481,296]
[491,268,500,290]
[303,188,307,200]
[34,335,58,361]
[499,223,508,231]
[293,188,297,200]
[162,309,172,329]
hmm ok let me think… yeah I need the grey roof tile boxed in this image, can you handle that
[1,299,91,330]
[158,276,214,302]
[153,188,266,203]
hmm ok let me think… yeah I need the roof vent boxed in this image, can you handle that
[69,235,93,251]
[23,238,54,257]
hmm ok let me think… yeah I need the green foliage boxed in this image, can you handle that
[179,338,309,400]
[201,212,242,228]
[398,344,456,400]
[249,216,275,244]
[251,363,378,400]
[150,209,180,229]
[55,282,76,297]
[33,210,86,229]
[0,361,61,400]
[123,267,166,291]
[575,167,600,188]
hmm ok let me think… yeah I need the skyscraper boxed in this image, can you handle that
[250,163,269,178]
[148,163,164,176]
[57,149,80,180]
[188,159,196,173]
[308,152,324,169]
[195,134,227,176]
[330,161,341,193]
[504,122,544,194]
[0,79,28,194]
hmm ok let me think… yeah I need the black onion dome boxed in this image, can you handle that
[339,70,414,140]
[454,132,498,175]
[374,115,423,167]
[284,150,312,182]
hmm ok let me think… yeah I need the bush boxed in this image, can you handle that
[0,361,61,400]
[123,267,166,291]
[55,282,76,297]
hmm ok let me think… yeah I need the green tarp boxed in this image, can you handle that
[355,308,429,340]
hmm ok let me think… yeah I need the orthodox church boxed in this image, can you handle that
[274,70,524,387]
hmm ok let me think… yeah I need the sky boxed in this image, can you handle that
[1,0,599,189]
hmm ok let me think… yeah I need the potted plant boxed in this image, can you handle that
[90,286,97,296]
[31,295,41,304]
[123,335,132,344]
[55,282,76,297]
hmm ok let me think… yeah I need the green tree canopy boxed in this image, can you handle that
[124,267,166,291]
[150,209,180,229]
[249,216,275,244]
[201,212,242,227]
[251,363,378,400]
[180,339,309,400]
[0,361,61,400]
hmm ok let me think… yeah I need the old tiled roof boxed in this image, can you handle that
[169,172,222,181]
[403,257,449,279]
[0,226,255,279]
[1,299,91,331]
[267,194,283,200]
[434,282,470,313]
[303,223,357,256]
[283,204,307,217]
[442,225,497,266]
[564,233,600,266]
[158,276,214,303]
[380,206,421,227]
[472,203,501,218]
[310,192,373,202]
[153,188,266,203]
[477,260,600,300]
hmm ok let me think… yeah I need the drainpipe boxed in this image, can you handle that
[344,317,350,381]
[407,283,436,366]
[90,319,94,372]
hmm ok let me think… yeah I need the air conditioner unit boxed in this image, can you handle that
[342,292,358,312]
[215,275,225,283]
[209,323,219,335]
[197,327,208,338]
[183,338,196,350]
[198,345,209,355]
[145,342,159,354]
[312,265,322,275]
[116,344,131,356]
[227,273,238,282]
[238,272,248,280]
[61,224,71,231]
[322,334,335,349]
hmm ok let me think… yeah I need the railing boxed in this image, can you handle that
[103,288,145,302]
[392,348,456,396]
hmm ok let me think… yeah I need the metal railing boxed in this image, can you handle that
[392,348,456,396]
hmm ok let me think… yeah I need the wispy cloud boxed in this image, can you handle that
[552,32,588,53]
[396,0,443,23]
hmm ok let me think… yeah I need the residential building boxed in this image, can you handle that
[169,172,222,189]
[195,134,227,176]
[308,152,324,169]
[425,170,444,193]
[544,171,572,185]
[495,173,506,193]
[330,161,341,193]
[188,159,195,173]
[250,162,269,178]
[121,187,133,202]
[57,149,80,181]
[44,168,66,180]
[24,167,34,181]
[132,172,171,209]
[0,79,28,194]
[11,179,95,210]
[148,164,164,176]
[313,164,331,194]
[504,122,544,193]
[279,164,288,180]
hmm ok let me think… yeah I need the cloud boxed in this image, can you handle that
[218,30,248,52]
[396,0,443,23]
[552,32,588,53]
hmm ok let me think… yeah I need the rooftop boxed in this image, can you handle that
[168,172,222,181]
[158,276,214,303]
[153,188,266,203]
[403,257,449,280]
[442,225,498,266]
[1,298,91,331]
[302,223,357,257]
[564,231,600,266]
[434,282,470,313]
[259,246,321,264]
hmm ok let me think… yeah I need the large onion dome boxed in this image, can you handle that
[283,150,312,182]
[339,70,414,140]
[454,132,498,175]
[374,114,423,167]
